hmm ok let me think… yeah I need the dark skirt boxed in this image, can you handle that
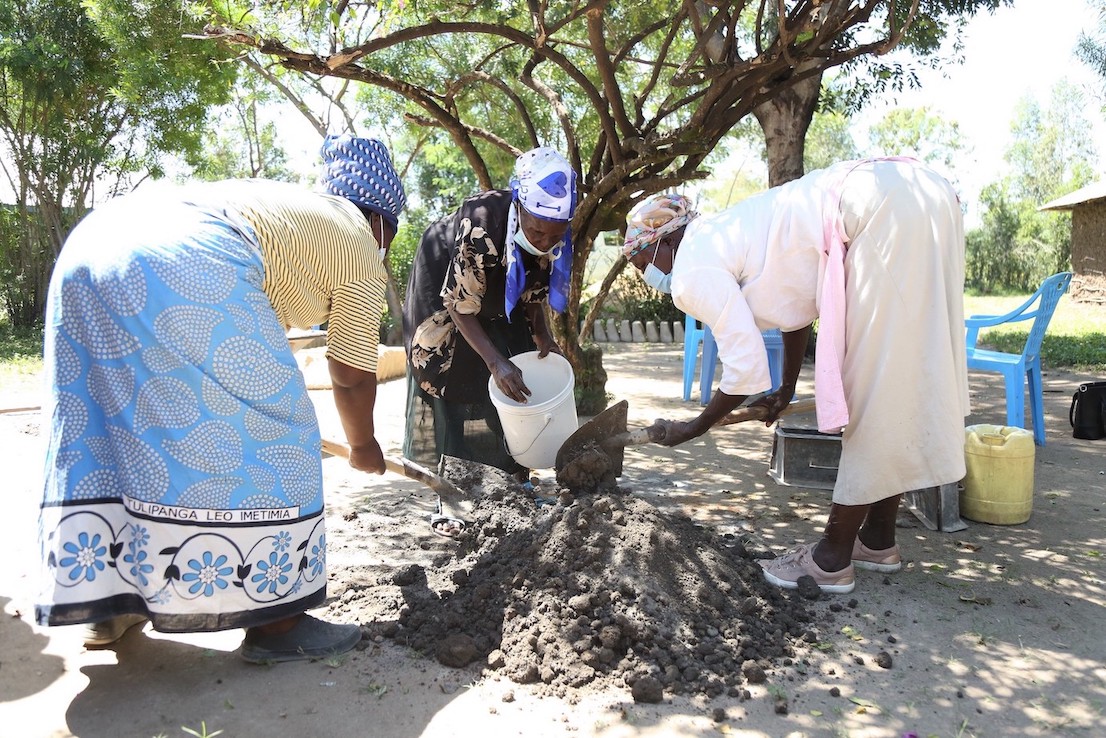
[403,314,533,474]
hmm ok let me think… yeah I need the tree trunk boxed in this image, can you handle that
[382,260,405,346]
[553,234,620,415]
[753,73,822,188]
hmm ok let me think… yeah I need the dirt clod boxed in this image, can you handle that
[554,441,617,494]
[436,633,480,667]
[631,675,665,703]
[796,576,823,599]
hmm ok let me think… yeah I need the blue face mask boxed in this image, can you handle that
[642,244,673,294]
[643,263,672,294]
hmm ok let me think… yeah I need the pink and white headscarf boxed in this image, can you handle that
[622,193,698,258]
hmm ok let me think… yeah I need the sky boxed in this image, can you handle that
[857,0,1105,223]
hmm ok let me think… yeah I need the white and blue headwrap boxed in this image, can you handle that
[320,134,407,229]
[504,146,577,319]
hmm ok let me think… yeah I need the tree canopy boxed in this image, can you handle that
[195,1,1007,395]
[966,80,1097,292]
[0,0,236,325]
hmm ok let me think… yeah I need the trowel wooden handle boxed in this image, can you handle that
[718,396,817,426]
[320,438,462,497]
[618,424,668,446]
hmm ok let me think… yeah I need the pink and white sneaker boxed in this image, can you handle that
[851,539,903,572]
[760,543,855,594]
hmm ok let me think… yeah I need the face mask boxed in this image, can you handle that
[642,243,672,293]
[514,229,563,260]
[643,263,672,294]
[371,215,388,262]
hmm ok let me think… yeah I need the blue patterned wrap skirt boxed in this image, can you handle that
[36,193,326,632]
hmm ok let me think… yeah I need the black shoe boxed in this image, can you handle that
[240,615,361,664]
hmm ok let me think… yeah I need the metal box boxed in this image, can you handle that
[768,424,842,490]
[904,483,968,532]
[767,422,968,532]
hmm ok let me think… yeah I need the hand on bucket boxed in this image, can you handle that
[491,355,531,403]
[533,330,563,359]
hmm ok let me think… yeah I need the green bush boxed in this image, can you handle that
[601,269,683,324]
[0,319,44,387]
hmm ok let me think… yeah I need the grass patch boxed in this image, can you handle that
[0,320,44,383]
[964,294,1106,371]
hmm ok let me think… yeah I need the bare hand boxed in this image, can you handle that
[533,331,563,359]
[491,356,531,403]
[347,439,386,474]
[750,386,797,426]
[653,418,699,447]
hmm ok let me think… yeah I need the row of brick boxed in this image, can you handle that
[582,319,686,344]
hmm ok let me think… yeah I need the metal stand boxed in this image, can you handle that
[904,483,968,532]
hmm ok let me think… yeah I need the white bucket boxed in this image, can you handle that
[488,351,578,469]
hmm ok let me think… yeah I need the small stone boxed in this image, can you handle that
[875,651,893,669]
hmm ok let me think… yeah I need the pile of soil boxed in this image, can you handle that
[340,460,825,703]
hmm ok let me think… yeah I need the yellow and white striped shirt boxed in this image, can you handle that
[200,180,386,374]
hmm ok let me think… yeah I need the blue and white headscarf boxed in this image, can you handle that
[320,134,407,229]
[504,147,577,318]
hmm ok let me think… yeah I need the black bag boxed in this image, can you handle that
[1070,381,1106,440]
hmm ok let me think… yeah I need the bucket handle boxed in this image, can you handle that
[503,413,554,460]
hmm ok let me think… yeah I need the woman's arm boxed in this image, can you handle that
[752,323,811,423]
[328,357,385,473]
[663,324,811,444]
[657,388,748,446]
[524,301,562,358]
[447,306,531,403]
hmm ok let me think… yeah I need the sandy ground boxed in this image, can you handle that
[2,342,1105,738]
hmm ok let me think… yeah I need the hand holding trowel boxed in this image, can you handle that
[320,438,468,508]
[554,397,816,478]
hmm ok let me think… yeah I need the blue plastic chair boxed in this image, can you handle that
[965,271,1072,446]
[682,314,783,404]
